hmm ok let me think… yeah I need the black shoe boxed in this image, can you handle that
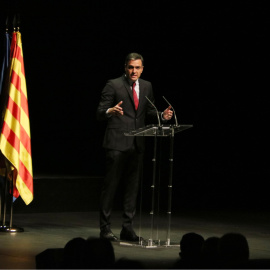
[100,228,118,241]
[120,228,143,242]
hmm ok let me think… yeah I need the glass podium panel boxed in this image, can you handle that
[122,123,193,248]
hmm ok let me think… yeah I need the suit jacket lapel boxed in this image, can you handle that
[122,75,134,102]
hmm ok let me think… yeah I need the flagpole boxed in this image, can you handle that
[0,16,25,233]
[0,169,8,231]
[0,169,8,229]
[0,166,24,232]
[0,15,33,231]
[7,172,24,232]
[0,17,10,230]
[0,173,24,233]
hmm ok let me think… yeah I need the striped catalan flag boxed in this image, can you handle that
[0,31,33,205]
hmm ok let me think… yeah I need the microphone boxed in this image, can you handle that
[162,96,179,127]
[145,96,161,127]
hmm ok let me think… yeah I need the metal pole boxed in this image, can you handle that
[0,170,8,231]
[138,153,144,246]
[9,173,13,228]
[148,131,157,247]
[0,180,2,222]
[155,136,162,245]
[0,171,24,232]
[2,171,8,227]
[166,126,174,246]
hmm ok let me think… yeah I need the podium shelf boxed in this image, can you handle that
[124,124,193,137]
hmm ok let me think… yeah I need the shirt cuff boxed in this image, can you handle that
[161,112,166,121]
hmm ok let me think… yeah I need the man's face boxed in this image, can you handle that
[125,59,144,82]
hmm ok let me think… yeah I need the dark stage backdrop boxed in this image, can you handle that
[1,0,269,210]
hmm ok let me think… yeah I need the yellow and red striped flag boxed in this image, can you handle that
[0,31,33,205]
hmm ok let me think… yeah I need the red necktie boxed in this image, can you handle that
[132,82,139,110]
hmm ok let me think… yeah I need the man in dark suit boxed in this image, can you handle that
[96,52,173,242]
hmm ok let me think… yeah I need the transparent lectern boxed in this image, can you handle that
[124,124,193,248]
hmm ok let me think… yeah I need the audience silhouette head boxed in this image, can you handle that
[59,232,252,269]
[172,232,205,269]
[85,236,115,269]
[179,232,205,260]
[63,237,87,269]
[218,232,249,267]
[114,257,144,269]
[201,236,220,267]
[62,236,115,269]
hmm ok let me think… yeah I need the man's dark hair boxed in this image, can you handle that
[125,52,144,66]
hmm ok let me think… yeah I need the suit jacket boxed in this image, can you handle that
[97,74,159,152]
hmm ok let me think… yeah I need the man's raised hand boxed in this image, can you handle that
[108,101,123,116]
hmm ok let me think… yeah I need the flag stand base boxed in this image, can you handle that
[0,225,24,232]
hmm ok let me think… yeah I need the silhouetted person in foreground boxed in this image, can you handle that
[172,232,205,269]
[114,257,144,269]
[218,232,249,268]
[62,237,88,269]
[85,237,115,269]
[201,236,220,268]
[61,237,115,269]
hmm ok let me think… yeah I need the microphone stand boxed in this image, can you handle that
[145,96,161,129]
[162,96,179,127]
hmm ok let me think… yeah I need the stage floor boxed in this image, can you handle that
[1,209,270,269]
